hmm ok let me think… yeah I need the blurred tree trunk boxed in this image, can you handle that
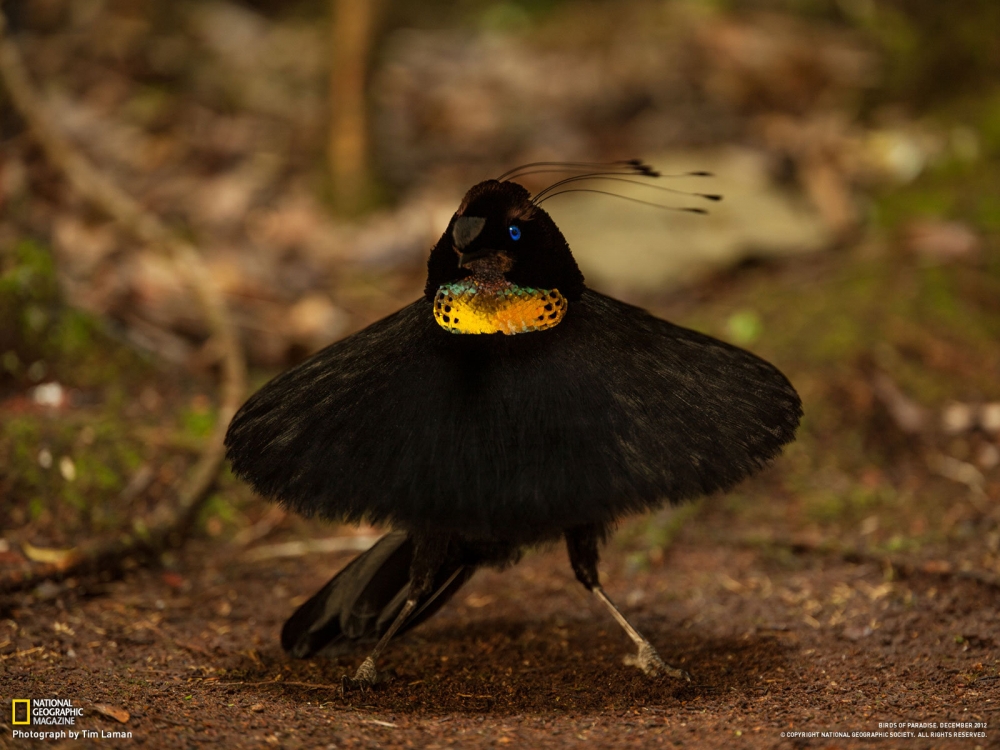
[329,0,380,215]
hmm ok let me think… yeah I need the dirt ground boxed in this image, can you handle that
[3,489,998,749]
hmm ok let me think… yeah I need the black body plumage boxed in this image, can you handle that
[224,176,802,671]
[227,290,799,541]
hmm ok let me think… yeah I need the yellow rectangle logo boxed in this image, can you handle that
[12,699,30,725]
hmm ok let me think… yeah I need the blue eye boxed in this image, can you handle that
[508,224,521,241]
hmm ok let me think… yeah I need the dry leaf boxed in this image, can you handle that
[22,542,80,568]
[904,219,980,261]
[93,703,130,723]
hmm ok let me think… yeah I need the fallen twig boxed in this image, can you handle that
[231,506,288,547]
[361,719,398,728]
[242,535,380,563]
[217,681,345,691]
[0,4,246,594]
[871,373,927,435]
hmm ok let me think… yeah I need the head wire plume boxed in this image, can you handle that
[497,159,662,182]
[496,159,720,214]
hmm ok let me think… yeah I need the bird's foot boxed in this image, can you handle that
[623,643,691,681]
[341,656,379,692]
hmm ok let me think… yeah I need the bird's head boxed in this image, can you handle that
[424,180,586,336]
[424,179,586,310]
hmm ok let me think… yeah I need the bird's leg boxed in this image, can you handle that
[565,525,689,681]
[343,533,448,691]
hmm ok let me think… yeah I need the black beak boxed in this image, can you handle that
[453,216,487,268]
[457,247,493,268]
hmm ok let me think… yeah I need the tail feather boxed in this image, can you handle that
[281,531,474,658]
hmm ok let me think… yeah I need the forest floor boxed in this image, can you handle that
[3,503,998,749]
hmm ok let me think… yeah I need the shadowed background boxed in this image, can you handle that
[1,0,998,746]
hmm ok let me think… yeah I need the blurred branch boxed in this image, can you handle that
[871,372,928,435]
[242,534,379,563]
[329,0,380,213]
[0,4,247,593]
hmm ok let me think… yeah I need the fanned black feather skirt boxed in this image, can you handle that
[225,290,801,542]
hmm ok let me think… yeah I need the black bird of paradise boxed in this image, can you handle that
[224,161,802,689]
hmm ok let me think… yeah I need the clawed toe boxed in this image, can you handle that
[342,656,380,692]
[623,643,690,681]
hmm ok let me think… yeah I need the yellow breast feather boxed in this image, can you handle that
[434,281,567,335]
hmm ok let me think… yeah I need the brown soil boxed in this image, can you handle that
[4,495,998,749]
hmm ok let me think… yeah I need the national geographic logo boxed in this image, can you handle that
[12,699,30,725]
[9,698,82,725]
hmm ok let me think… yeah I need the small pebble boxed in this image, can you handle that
[942,403,974,434]
[976,443,999,470]
[59,456,77,482]
[980,403,1000,434]
[34,580,61,600]
[32,382,64,407]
